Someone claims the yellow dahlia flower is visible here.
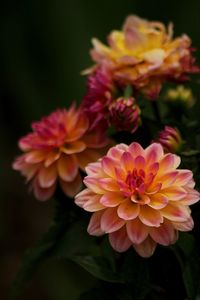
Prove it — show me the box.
[89,15,199,99]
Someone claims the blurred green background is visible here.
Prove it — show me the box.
[1,0,200,299]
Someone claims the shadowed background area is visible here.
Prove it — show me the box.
[1,0,200,299]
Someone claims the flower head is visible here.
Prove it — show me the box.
[89,15,199,99]
[13,105,110,201]
[155,126,183,153]
[108,97,141,133]
[75,142,200,257]
[81,67,114,131]
[165,85,195,108]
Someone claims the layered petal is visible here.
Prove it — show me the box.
[101,208,125,233]
[150,221,178,245]
[38,164,57,188]
[109,226,132,252]
[117,201,140,220]
[126,219,149,244]
[75,142,199,258]
[87,211,105,236]
[13,105,109,200]
[133,237,157,258]
[57,154,78,182]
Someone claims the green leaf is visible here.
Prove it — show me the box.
[70,255,124,283]
[53,220,122,283]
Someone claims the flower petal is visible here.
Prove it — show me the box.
[145,143,164,164]
[60,173,82,197]
[150,221,178,246]
[65,112,89,142]
[33,179,56,201]
[61,141,86,154]
[44,151,60,167]
[172,217,194,231]
[117,200,140,220]
[25,150,46,164]
[100,192,125,207]
[175,170,193,186]
[139,206,163,227]
[98,178,119,192]
[109,226,132,252]
[159,153,181,172]
[146,182,162,195]
[156,171,178,189]
[87,211,105,236]
[107,144,127,161]
[126,218,149,244]
[75,188,104,211]
[75,188,93,207]
[133,237,157,257]
[85,162,105,177]
[120,151,134,172]
[38,164,57,188]
[101,208,125,233]
[134,155,145,170]
[83,195,104,212]
[148,193,168,209]
[83,177,106,194]
[179,188,200,205]
[128,142,144,158]
[161,186,187,200]
[57,154,78,182]
[160,203,191,222]
[101,156,116,178]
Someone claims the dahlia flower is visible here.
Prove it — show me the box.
[81,67,114,131]
[89,15,199,99]
[155,126,183,153]
[13,105,109,201]
[75,143,200,257]
[108,97,141,133]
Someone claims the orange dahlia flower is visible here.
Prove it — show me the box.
[13,105,109,201]
[89,15,199,99]
[75,143,200,257]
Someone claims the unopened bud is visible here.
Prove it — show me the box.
[109,97,141,133]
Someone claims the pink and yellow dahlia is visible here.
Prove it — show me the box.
[89,15,199,99]
[75,142,200,257]
[13,105,110,201]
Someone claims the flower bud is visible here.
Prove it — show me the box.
[109,97,141,133]
[156,126,183,153]
[165,85,195,108]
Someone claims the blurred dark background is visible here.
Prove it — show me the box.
[1,0,200,299]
